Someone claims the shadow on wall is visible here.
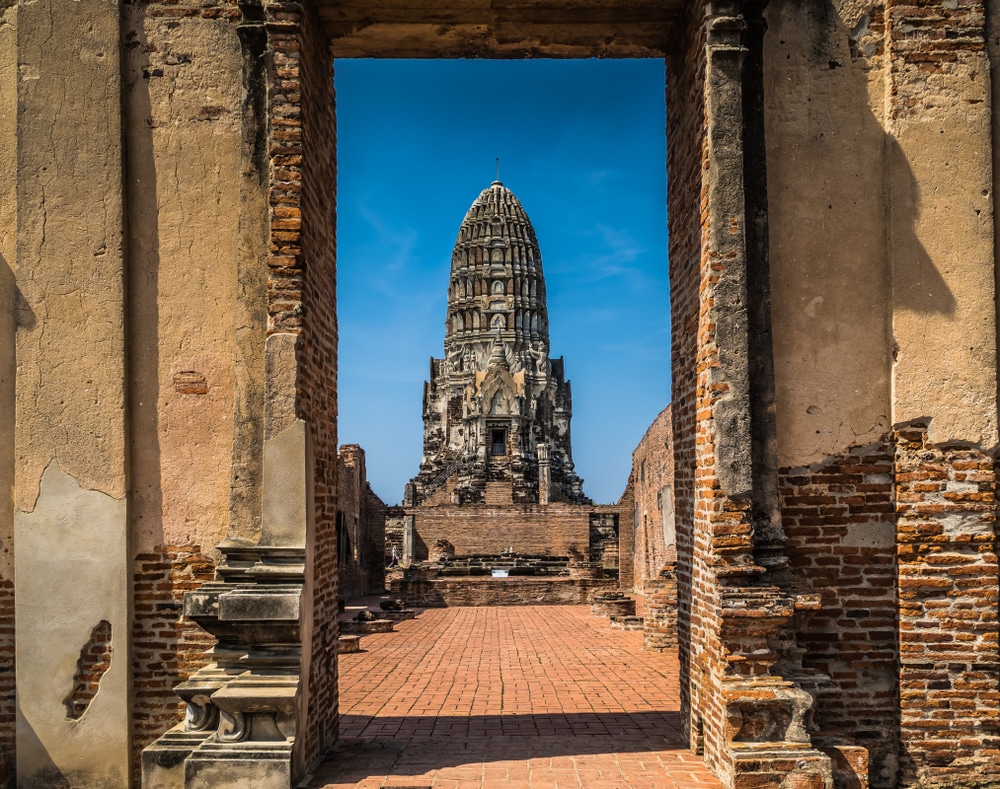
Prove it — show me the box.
[884,135,956,317]
[123,12,164,551]
[10,713,69,789]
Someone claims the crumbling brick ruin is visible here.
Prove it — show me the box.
[2,1,999,789]
[335,445,387,602]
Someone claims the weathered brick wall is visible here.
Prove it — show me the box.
[780,443,898,787]
[666,0,709,756]
[629,404,675,589]
[390,576,617,607]
[408,503,594,559]
[0,578,12,785]
[131,546,216,783]
[279,0,340,768]
[894,422,1000,787]
[337,445,387,601]
[611,492,636,592]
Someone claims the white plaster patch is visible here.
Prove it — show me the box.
[842,521,895,548]
[937,511,992,537]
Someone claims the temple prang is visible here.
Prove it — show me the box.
[409,181,588,508]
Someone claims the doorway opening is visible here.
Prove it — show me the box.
[326,57,684,786]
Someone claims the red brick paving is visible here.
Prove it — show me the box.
[307,604,722,788]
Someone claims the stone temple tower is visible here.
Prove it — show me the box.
[406,181,588,506]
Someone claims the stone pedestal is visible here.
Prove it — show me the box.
[590,592,636,618]
[339,619,393,635]
[141,542,306,789]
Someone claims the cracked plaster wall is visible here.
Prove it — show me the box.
[0,0,17,779]
[13,1,131,787]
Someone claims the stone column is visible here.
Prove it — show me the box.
[537,443,551,505]
[402,515,416,564]
[12,2,132,786]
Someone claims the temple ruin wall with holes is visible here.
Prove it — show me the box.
[1,1,999,789]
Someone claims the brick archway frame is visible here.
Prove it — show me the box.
[147,1,837,787]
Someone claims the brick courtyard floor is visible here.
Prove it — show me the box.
[307,604,723,789]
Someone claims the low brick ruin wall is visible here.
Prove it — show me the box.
[390,576,617,607]
[406,503,593,559]
[642,566,678,652]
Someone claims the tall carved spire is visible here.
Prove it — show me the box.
[444,181,549,373]
[408,182,587,507]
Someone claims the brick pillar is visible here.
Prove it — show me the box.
[141,2,338,787]
[537,442,551,505]
[671,2,832,786]
[885,2,1000,785]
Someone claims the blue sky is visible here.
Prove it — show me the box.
[335,59,670,504]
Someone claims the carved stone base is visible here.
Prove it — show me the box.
[184,741,295,789]
[141,727,214,789]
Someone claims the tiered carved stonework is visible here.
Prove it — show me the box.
[408,181,588,505]
[142,539,307,789]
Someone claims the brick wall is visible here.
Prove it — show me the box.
[390,576,617,607]
[264,0,340,769]
[780,442,899,787]
[131,546,216,785]
[408,503,595,559]
[0,577,12,786]
[666,0,707,755]
[894,422,1000,787]
[290,0,340,768]
[629,404,675,589]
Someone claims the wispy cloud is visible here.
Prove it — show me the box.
[579,224,647,288]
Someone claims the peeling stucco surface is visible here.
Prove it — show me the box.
[15,463,129,789]
[0,0,15,586]
[767,2,998,463]
[14,0,128,513]
[766,3,892,468]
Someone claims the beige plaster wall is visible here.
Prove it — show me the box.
[766,2,892,468]
[123,10,243,556]
[13,1,131,786]
[0,0,16,586]
[768,1,998,462]
[885,13,997,449]
[992,0,1000,410]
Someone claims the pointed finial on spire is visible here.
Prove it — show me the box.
[496,157,500,182]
